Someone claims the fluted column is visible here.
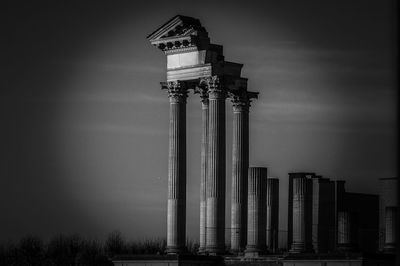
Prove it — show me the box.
[164,81,188,254]
[245,167,268,256]
[337,211,351,250]
[230,96,250,253]
[290,177,306,253]
[205,76,226,254]
[384,206,397,253]
[337,211,357,251]
[199,87,209,253]
[266,178,279,252]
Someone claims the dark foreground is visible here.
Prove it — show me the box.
[112,253,396,266]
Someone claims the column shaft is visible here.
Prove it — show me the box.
[290,177,306,253]
[206,77,226,254]
[166,82,187,254]
[199,94,209,252]
[266,178,279,252]
[231,103,249,253]
[246,167,268,256]
[337,211,357,251]
[384,206,397,252]
[337,211,351,249]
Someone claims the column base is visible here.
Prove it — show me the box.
[245,245,266,257]
[383,243,396,254]
[205,246,225,255]
[289,242,305,253]
[230,248,244,255]
[166,246,187,254]
[337,243,357,252]
[198,247,207,254]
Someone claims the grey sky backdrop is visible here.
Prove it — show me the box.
[2,0,397,242]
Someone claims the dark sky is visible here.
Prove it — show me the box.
[2,0,397,242]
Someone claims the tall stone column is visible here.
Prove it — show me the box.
[290,177,307,253]
[384,206,397,253]
[198,87,209,253]
[245,167,268,256]
[205,76,226,254]
[230,95,250,253]
[164,81,188,254]
[266,178,279,252]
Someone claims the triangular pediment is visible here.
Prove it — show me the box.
[147,15,210,52]
[147,15,204,42]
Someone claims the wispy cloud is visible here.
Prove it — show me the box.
[66,123,167,136]
[51,59,164,75]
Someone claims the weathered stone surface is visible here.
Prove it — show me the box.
[164,81,188,253]
[337,211,358,252]
[379,177,398,252]
[311,176,336,253]
[266,178,279,252]
[289,174,313,253]
[384,206,397,252]
[230,93,250,253]
[287,173,315,252]
[205,76,227,254]
[245,167,268,256]
[199,87,209,253]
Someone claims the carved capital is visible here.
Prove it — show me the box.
[231,96,250,113]
[200,76,226,100]
[199,91,209,106]
[229,91,250,113]
[229,90,259,113]
[194,81,209,105]
[161,81,189,103]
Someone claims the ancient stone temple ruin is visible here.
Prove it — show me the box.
[147,15,258,255]
[112,14,397,266]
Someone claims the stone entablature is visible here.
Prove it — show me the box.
[147,15,247,83]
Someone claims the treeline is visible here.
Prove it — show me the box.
[0,231,199,266]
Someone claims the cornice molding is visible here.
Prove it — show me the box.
[148,15,209,54]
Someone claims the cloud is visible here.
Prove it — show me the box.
[67,123,167,136]
[50,58,164,75]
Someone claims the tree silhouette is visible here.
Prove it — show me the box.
[105,230,125,257]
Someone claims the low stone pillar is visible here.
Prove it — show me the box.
[290,176,306,253]
[266,178,279,252]
[290,176,313,253]
[384,206,397,253]
[245,167,268,256]
[337,211,358,252]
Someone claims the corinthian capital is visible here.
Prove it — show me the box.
[194,81,208,105]
[161,81,189,103]
[229,90,258,113]
[200,76,226,100]
[231,95,250,113]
